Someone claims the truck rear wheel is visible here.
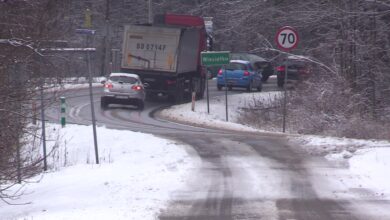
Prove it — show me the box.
[196,77,205,99]
[170,79,185,104]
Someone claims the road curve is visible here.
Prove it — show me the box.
[44,80,389,220]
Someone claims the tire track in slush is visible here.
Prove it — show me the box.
[158,134,361,220]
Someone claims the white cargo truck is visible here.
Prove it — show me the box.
[120,14,208,103]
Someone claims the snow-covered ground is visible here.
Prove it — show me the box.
[1,86,390,219]
[0,123,200,220]
[159,91,390,198]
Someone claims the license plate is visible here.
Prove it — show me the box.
[227,80,235,84]
[116,95,128,99]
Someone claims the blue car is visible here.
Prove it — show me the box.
[217,60,263,92]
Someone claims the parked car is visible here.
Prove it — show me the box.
[217,60,262,92]
[206,52,273,81]
[100,73,146,110]
[230,53,274,82]
[276,55,312,87]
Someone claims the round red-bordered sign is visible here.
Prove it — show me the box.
[275,26,299,51]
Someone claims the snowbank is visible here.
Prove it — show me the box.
[0,123,200,220]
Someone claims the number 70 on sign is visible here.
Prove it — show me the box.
[275,26,299,51]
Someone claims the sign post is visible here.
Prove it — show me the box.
[201,51,230,118]
[275,26,299,133]
[74,10,100,164]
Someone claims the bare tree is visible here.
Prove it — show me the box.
[197,0,390,139]
[0,0,69,202]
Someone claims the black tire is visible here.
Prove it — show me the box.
[277,78,284,88]
[246,81,253,92]
[196,77,205,99]
[217,85,222,91]
[228,86,233,91]
[257,83,262,92]
[261,74,270,82]
[138,101,144,110]
[100,97,109,109]
[145,92,156,101]
[172,79,184,104]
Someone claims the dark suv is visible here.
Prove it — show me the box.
[276,55,312,87]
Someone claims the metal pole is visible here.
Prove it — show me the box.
[40,83,47,171]
[36,55,48,171]
[16,137,21,183]
[87,35,100,164]
[206,69,210,114]
[224,65,228,121]
[282,62,288,133]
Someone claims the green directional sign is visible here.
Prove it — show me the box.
[201,51,230,66]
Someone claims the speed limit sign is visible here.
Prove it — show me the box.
[275,26,299,51]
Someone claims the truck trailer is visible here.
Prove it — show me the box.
[120,14,208,103]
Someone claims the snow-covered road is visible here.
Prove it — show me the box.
[1,85,390,219]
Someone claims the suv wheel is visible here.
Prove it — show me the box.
[261,74,269,82]
[277,78,284,88]
[246,82,253,92]
[100,97,109,109]
[257,83,262,92]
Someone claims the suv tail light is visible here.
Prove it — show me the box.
[218,69,223,75]
[104,83,113,89]
[243,71,250,76]
[276,66,286,72]
[131,85,143,91]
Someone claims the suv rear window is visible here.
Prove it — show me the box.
[109,76,138,84]
[226,63,248,70]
